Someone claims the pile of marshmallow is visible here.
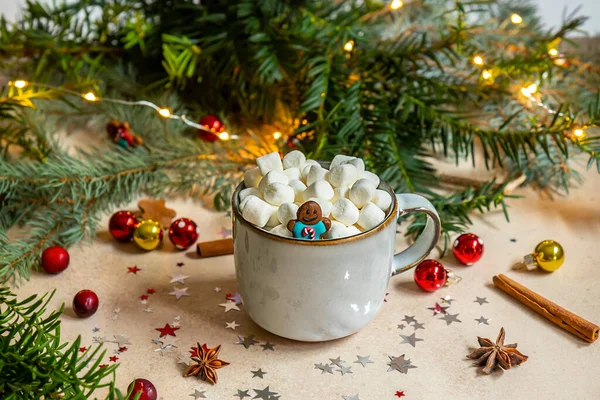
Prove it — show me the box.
[238,151,393,239]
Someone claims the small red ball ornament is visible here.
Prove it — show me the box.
[168,218,199,250]
[453,233,484,265]
[128,378,157,400]
[72,290,99,318]
[414,259,447,292]
[41,246,70,274]
[109,211,139,242]
[197,115,224,142]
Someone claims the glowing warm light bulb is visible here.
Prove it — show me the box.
[548,48,558,57]
[158,108,171,118]
[13,80,28,89]
[472,55,484,66]
[344,40,354,52]
[390,0,404,10]
[520,87,531,97]
[510,14,523,24]
[482,70,492,80]
[526,83,538,94]
[219,131,230,141]
[273,131,282,140]
[573,128,585,138]
[83,92,97,102]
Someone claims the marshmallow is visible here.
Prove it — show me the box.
[283,167,301,181]
[305,180,334,201]
[349,178,377,208]
[346,225,362,236]
[331,198,359,226]
[241,196,276,227]
[263,182,295,206]
[283,150,306,170]
[323,220,349,239]
[357,202,385,231]
[256,152,283,175]
[372,189,392,212]
[239,187,262,202]
[258,170,289,192]
[343,157,365,174]
[301,160,320,180]
[331,186,349,203]
[266,207,280,227]
[243,167,262,188]
[277,202,299,225]
[330,154,355,170]
[289,179,307,202]
[360,170,380,187]
[306,165,328,186]
[270,224,293,238]
[328,164,358,188]
[307,197,333,217]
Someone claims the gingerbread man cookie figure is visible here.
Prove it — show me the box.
[287,201,331,240]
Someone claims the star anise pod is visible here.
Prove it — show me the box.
[466,327,528,374]
[184,343,230,384]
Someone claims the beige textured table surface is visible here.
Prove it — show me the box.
[10,164,600,400]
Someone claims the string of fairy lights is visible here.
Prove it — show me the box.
[5,1,588,142]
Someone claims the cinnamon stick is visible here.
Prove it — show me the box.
[493,274,599,343]
[196,238,234,258]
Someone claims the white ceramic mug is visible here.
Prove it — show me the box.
[232,177,441,342]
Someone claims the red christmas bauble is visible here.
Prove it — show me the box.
[41,246,70,274]
[168,218,200,250]
[197,115,224,142]
[72,290,99,318]
[109,211,139,242]
[452,233,484,265]
[128,378,157,400]
[414,259,447,292]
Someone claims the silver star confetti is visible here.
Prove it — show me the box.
[475,316,491,325]
[177,355,190,366]
[260,342,275,351]
[315,363,334,374]
[397,324,405,330]
[113,307,121,313]
[92,327,100,332]
[439,313,462,325]
[402,315,417,324]
[236,335,259,349]
[400,332,424,347]
[354,355,374,367]
[190,389,206,399]
[219,302,240,312]
[234,389,251,399]
[474,296,489,305]
[169,272,190,284]
[427,303,449,315]
[251,368,266,378]
[214,287,222,292]
[387,354,417,374]
[440,295,455,304]
[169,287,190,299]
[337,365,353,375]
[329,357,345,367]
[252,386,277,400]
[342,394,360,400]
[110,314,119,321]
[226,321,240,330]
[412,322,425,331]
[112,335,131,346]
[92,336,105,343]
[141,299,148,305]
[144,307,153,313]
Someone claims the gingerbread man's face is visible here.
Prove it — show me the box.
[297,201,322,225]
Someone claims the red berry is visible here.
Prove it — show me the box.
[168,218,199,250]
[72,290,99,318]
[413,259,447,292]
[41,246,70,274]
[128,378,157,400]
[109,211,139,242]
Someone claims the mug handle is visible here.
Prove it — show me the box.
[392,193,441,276]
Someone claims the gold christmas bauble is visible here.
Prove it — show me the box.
[133,219,164,251]
[533,240,564,272]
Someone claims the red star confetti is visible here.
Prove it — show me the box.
[127,266,141,274]
[140,294,149,301]
[109,355,119,362]
[118,346,128,352]
[427,302,448,316]
[79,346,87,353]
[99,364,108,369]
[155,323,180,338]
[395,391,406,398]
[147,288,156,294]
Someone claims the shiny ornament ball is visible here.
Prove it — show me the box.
[168,218,200,250]
[452,233,484,265]
[197,115,224,142]
[414,259,447,292]
[128,378,157,400]
[133,219,164,251]
[533,240,565,272]
[41,246,70,274]
[72,290,99,318]
[109,211,139,242]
